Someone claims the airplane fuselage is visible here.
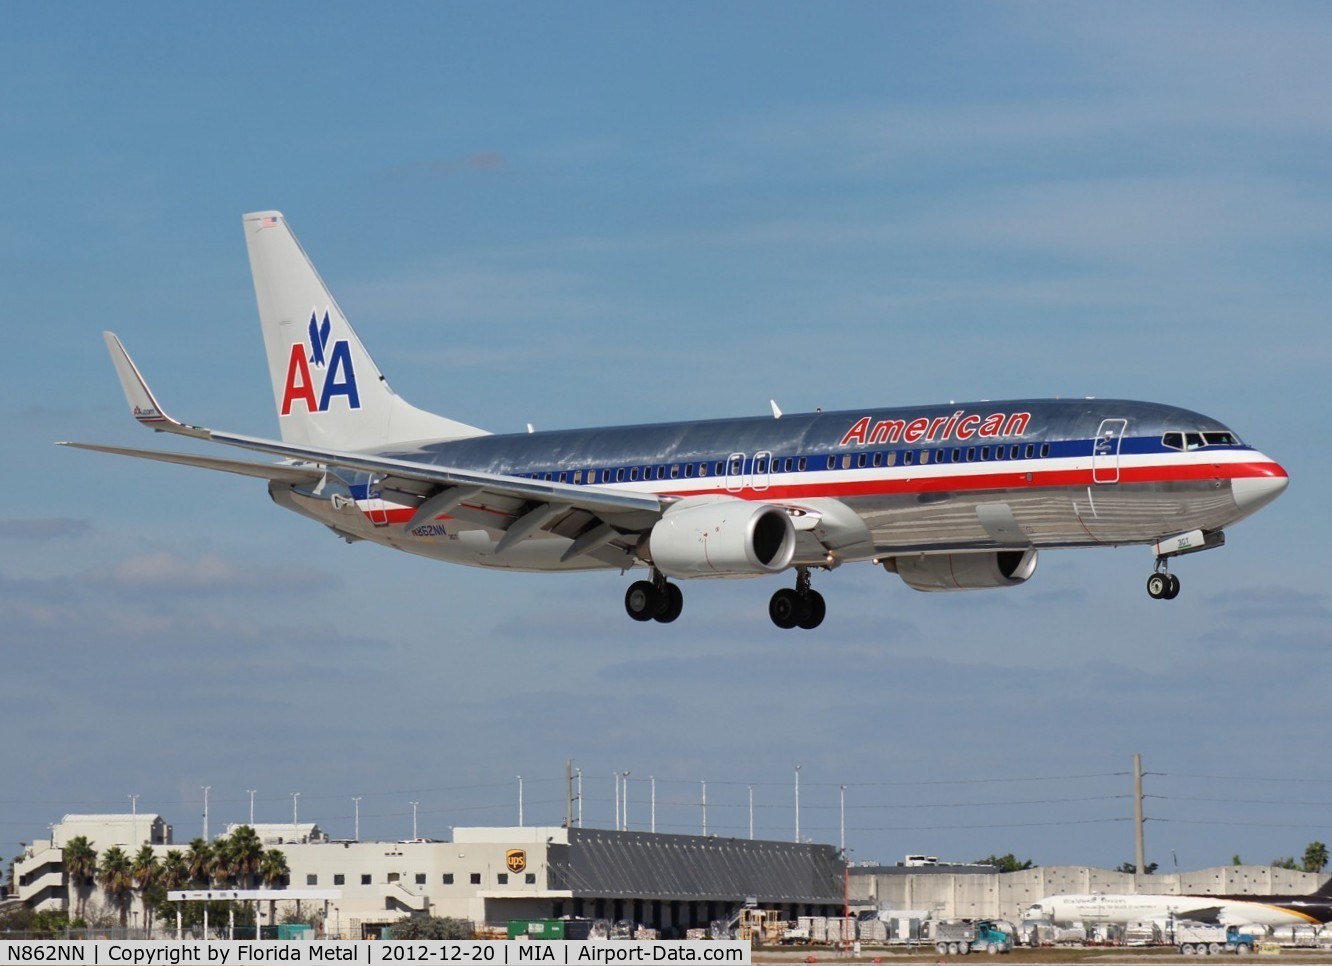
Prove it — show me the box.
[1030,890,1332,927]
[273,397,1285,574]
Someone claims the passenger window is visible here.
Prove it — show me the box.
[967,447,976,461]
[629,468,639,482]
[643,467,654,481]
[980,446,989,460]
[560,472,568,483]
[1010,445,1020,459]
[572,470,582,484]
[797,457,807,472]
[684,463,694,478]
[856,453,866,469]
[1024,444,1034,459]
[671,465,680,479]
[952,448,961,462]
[715,462,725,475]
[904,451,914,466]
[841,455,852,469]
[1040,443,1050,458]
[757,457,768,473]
[886,452,896,466]
[699,463,708,477]
[872,452,882,468]
[616,468,625,482]
[994,446,1004,461]
[920,450,930,464]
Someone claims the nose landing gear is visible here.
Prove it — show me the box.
[769,568,826,629]
[624,569,684,623]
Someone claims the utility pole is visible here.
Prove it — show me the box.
[1134,753,1146,874]
[352,797,361,842]
[576,769,582,828]
[130,794,139,845]
[292,792,300,828]
[565,759,574,829]
[247,790,257,827]
[518,776,524,827]
[202,786,210,840]
[411,801,419,840]
[748,786,754,840]
[650,776,656,834]
[621,772,631,830]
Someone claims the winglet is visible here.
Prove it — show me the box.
[103,332,209,439]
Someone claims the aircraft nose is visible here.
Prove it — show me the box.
[1232,460,1289,515]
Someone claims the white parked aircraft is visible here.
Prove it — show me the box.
[1027,882,1332,927]
[62,211,1289,628]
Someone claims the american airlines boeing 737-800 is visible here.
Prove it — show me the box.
[62,211,1288,629]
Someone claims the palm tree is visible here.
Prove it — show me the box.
[226,826,264,890]
[258,849,289,931]
[62,836,98,921]
[159,850,188,891]
[1304,841,1329,874]
[185,839,213,888]
[131,845,159,936]
[97,846,133,927]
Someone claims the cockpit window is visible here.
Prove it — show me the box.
[1163,430,1243,451]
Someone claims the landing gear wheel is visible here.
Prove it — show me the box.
[625,581,659,622]
[769,588,801,629]
[654,582,684,623]
[1147,573,1169,599]
[796,590,826,629]
[1163,573,1181,599]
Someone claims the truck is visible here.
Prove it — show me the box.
[1173,921,1259,955]
[933,919,1013,955]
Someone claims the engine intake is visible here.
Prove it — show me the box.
[887,549,1038,592]
[649,499,796,578]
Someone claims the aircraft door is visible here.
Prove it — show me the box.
[363,473,391,526]
[725,452,746,493]
[1092,418,1127,484]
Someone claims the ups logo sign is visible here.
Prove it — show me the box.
[505,849,527,873]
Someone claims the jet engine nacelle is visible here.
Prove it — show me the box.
[649,499,796,578]
[886,549,1039,592]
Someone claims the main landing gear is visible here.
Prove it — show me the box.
[1146,561,1181,600]
[624,569,684,624]
[769,567,826,630]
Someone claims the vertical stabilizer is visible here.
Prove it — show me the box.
[242,210,488,450]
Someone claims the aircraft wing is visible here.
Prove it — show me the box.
[91,332,666,550]
[57,442,325,485]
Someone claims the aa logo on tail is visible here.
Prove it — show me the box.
[281,310,361,415]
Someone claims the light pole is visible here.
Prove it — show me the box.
[748,786,754,840]
[292,792,300,829]
[352,797,361,842]
[839,785,846,855]
[794,765,802,844]
[202,786,211,840]
[247,790,257,826]
[575,770,582,828]
[701,780,708,836]
[130,794,139,845]
[650,776,656,834]
[411,801,419,841]
[621,772,631,830]
[518,776,524,827]
[614,773,620,831]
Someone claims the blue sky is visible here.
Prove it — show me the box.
[3,2,1330,876]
